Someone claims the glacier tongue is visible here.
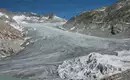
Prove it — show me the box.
[58,52,130,80]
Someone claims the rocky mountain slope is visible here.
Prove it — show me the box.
[61,0,130,80]
[0,10,26,58]
[63,0,130,38]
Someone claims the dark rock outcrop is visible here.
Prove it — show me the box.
[101,69,130,80]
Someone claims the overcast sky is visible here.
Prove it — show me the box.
[0,0,117,18]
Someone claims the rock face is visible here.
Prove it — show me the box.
[101,69,130,80]
[63,0,130,38]
[0,10,25,58]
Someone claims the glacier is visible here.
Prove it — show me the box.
[0,22,129,80]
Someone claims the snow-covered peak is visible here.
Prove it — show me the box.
[13,15,27,24]
[58,52,130,80]
[95,7,106,12]
[0,12,23,32]
[41,16,49,20]
[53,16,61,19]
[13,14,41,24]
[12,14,66,24]
[53,16,67,22]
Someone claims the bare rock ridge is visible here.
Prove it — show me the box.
[0,9,26,58]
[63,0,130,38]
[101,69,130,80]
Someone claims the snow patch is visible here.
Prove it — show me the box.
[5,19,23,32]
[13,15,27,24]
[10,23,23,31]
[53,16,66,22]
[31,12,37,15]
[115,50,130,62]
[58,52,130,80]
[0,12,9,19]
[41,16,49,20]
[4,15,9,19]
[98,8,106,11]
[13,15,41,23]
[0,12,4,17]
[95,7,106,12]
[70,27,76,30]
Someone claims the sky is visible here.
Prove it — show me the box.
[0,0,117,19]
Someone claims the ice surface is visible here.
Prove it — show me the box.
[0,22,130,80]
[58,52,130,80]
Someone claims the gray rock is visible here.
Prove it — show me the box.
[0,11,26,58]
[101,69,130,80]
[63,0,130,38]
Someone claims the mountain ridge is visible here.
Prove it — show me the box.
[63,0,130,39]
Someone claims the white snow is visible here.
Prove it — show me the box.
[13,15,41,24]
[5,19,23,32]
[31,12,37,15]
[40,16,67,23]
[117,5,122,9]
[4,15,9,19]
[70,27,76,30]
[115,50,130,62]
[54,16,62,19]
[98,8,106,11]
[41,16,49,20]
[5,20,9,23]
[26,16,40,22]
[95,7,106,12]
[58,52,130,80]
[13,15,27,24]
[10,23,23,31]
[125,22,130,24]
[0,12,9,19]
[53,16,67,22]
[0,12,4,17]
[13,14,66,24]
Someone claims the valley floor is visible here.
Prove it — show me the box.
[0,22,130,80]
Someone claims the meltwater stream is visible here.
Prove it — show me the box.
[0,22,130,80]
